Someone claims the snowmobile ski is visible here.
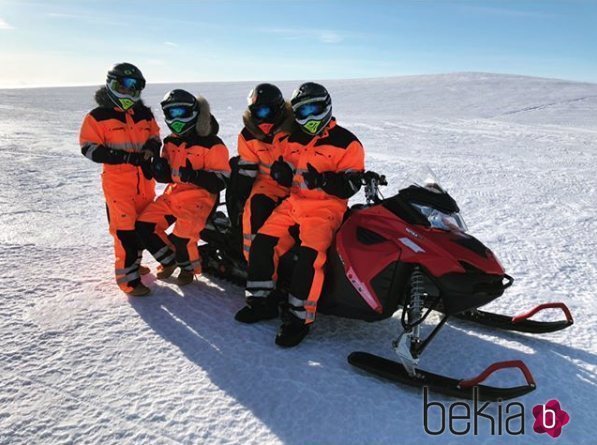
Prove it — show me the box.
[454,302,573,334]
[348,352,536,401]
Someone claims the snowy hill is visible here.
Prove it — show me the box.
[0,73,595,444]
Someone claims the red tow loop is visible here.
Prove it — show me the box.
[511,302,574,325]
[458,360,536,389]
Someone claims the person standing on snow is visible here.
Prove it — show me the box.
[135,89,230,286]
[235,82,365,347]
[230,83,293,261]
[79,63,160,297]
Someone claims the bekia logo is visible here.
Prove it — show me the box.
[532,400,570,438]
[423,388,571,438]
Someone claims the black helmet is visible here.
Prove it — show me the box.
[290,82,332,135]
[161,89,199,135]
[105,62,146,110]
[247,83,285,135]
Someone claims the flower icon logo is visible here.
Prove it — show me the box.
[532,399,570,438]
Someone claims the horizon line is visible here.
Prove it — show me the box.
[1,71,596,90]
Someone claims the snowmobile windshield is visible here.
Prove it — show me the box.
[398,166,467,232]
[411,203,468,232]
[406,166,444,192]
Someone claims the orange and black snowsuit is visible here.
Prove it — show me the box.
[236,112,291,260]
[136,97,230,275]
[79,87,160,293]
[246,119,365,324]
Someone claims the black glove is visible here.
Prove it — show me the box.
[179,160,226,193]
[124,152,145,166]
[125,152,153,181]
[151,157,172,183]
[178,159,197,183]
[302,163,324,189]
[140,157,153,180]
[270,156,294,188]
[142,138,162,157]
[320,171,363,199]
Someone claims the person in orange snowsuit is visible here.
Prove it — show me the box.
[236,82,365,347]
[79,63,160,297]
[135,89,230,286]
[232,83,293,261]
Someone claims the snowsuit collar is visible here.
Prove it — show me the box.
[168,115,220,143]
[291,117,337,144]
[94,86,147,113]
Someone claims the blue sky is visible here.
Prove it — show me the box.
[0,0,595,87]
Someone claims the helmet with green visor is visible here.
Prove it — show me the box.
[161,89,199,136]
[290,82,332,136]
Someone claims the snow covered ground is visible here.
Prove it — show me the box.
[0,73,595,444]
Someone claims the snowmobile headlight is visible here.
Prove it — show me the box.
[412,204,468,232]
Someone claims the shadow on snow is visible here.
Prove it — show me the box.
[130,276,595,445]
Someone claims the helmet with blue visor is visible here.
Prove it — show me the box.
[247,83,285,136]
[290,82,332,136]
[161,89,199,136]
[106,62,146,110]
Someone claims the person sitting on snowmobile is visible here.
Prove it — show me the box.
[79,62,160,297]
[231,83,294,260]
[235,82,365,347]
[135,89,230,287]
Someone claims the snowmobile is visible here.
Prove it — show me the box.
[199,161,574,401]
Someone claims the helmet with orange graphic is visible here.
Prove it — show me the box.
[247,83,286,136]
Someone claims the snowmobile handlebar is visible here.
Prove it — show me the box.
[362,170,387,186]
[362,171,387,205]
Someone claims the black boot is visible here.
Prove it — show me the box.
[275,312,310,347]
[235,296,279,324]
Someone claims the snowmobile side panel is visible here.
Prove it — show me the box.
[335,206,405,313]
[318,247,409,321]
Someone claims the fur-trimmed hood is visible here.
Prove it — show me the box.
[94,86,148,110]
[94,87,219,136]
[242,101,296,141]
[194,95,219,137]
